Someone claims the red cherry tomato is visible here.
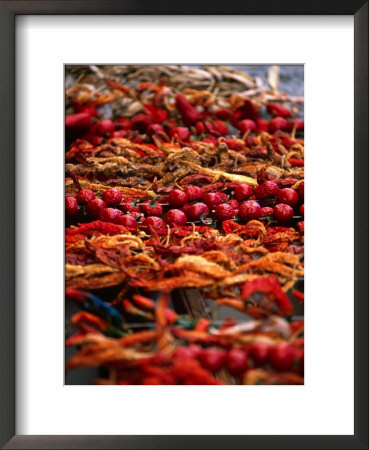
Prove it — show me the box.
[76,189,95,205]
[169,189,188,208]
[269,342,296,371]
[215,203,236,221]
[199,348,226,372]
[248,341,270,365]
[165,209,187,226]
[239,200,261,221]
[185,203,209,221]
[255,181,279,200]
[99,208,123,224]
[297,181,304,200]
[273,203,294,222]
[66,196,78,216]
[173,345,202,361]
[203,192,223,210]
[86,198,106,218]
[184,185,204,202]
[118,215,138,229]
[140,200,163,217]
[102,188,123,207]
[234,183,253,201]
[226,349,249,375]
[225,199,240,214]
[120,198,140,214]
[277,188,299,207]
[260,206,274,218]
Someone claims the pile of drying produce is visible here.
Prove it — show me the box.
[65,65,304,385]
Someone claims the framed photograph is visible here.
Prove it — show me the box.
[1,1,367,449]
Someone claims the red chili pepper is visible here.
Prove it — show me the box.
[115,117,131,129]
[201,182,225,193]
[195,121,206,134]
[200,136,217,144]
[95,119,115,136]
[221,138,245,151]
[65,329,98,346]
[65,112,92,137]
[279,136,298,148]
[169,126,191,142]
[179,174,213,186]
[132,148,146,157]
[82,134,103,146]
[292,290,304,303]
[165,308,178,324]
[70,311,108,332]
[72,104,98,117]
[133,135,144,144]
[230,110,244,127]
[119,330,158,347]
[256,118,269,132]
[66,220,126,236]
[267,226,294,234]
[103,77,132,95]
[213,120,229,135]
[176,94,201,126]
[172,225,212,237]
[202,120,215,133]
[290,321,304,335]
[238,119,257,134]
[171,359,222,385]
[132,294,156,310]
[266,103,292,118]
[241,99,259,121]
[194,318,210,332]
[214,108,232,120]
[144,103,168,123]
[131,114,153,133]
[275,177,299,187]
[288,158,304,167]
[242,275,294,317]
[122,299,154,320]
[269,117,289,134]
[247,148,268,159]
[297,220,304,235]
[264,242,289,252]
[146,124,164,138]
[142,376,165,385]
[220,317,237,330]
[221,220,260,237]
[156,292,170,327]
[287,119,304,131]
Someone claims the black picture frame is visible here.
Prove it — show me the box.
[0,1,367,449]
